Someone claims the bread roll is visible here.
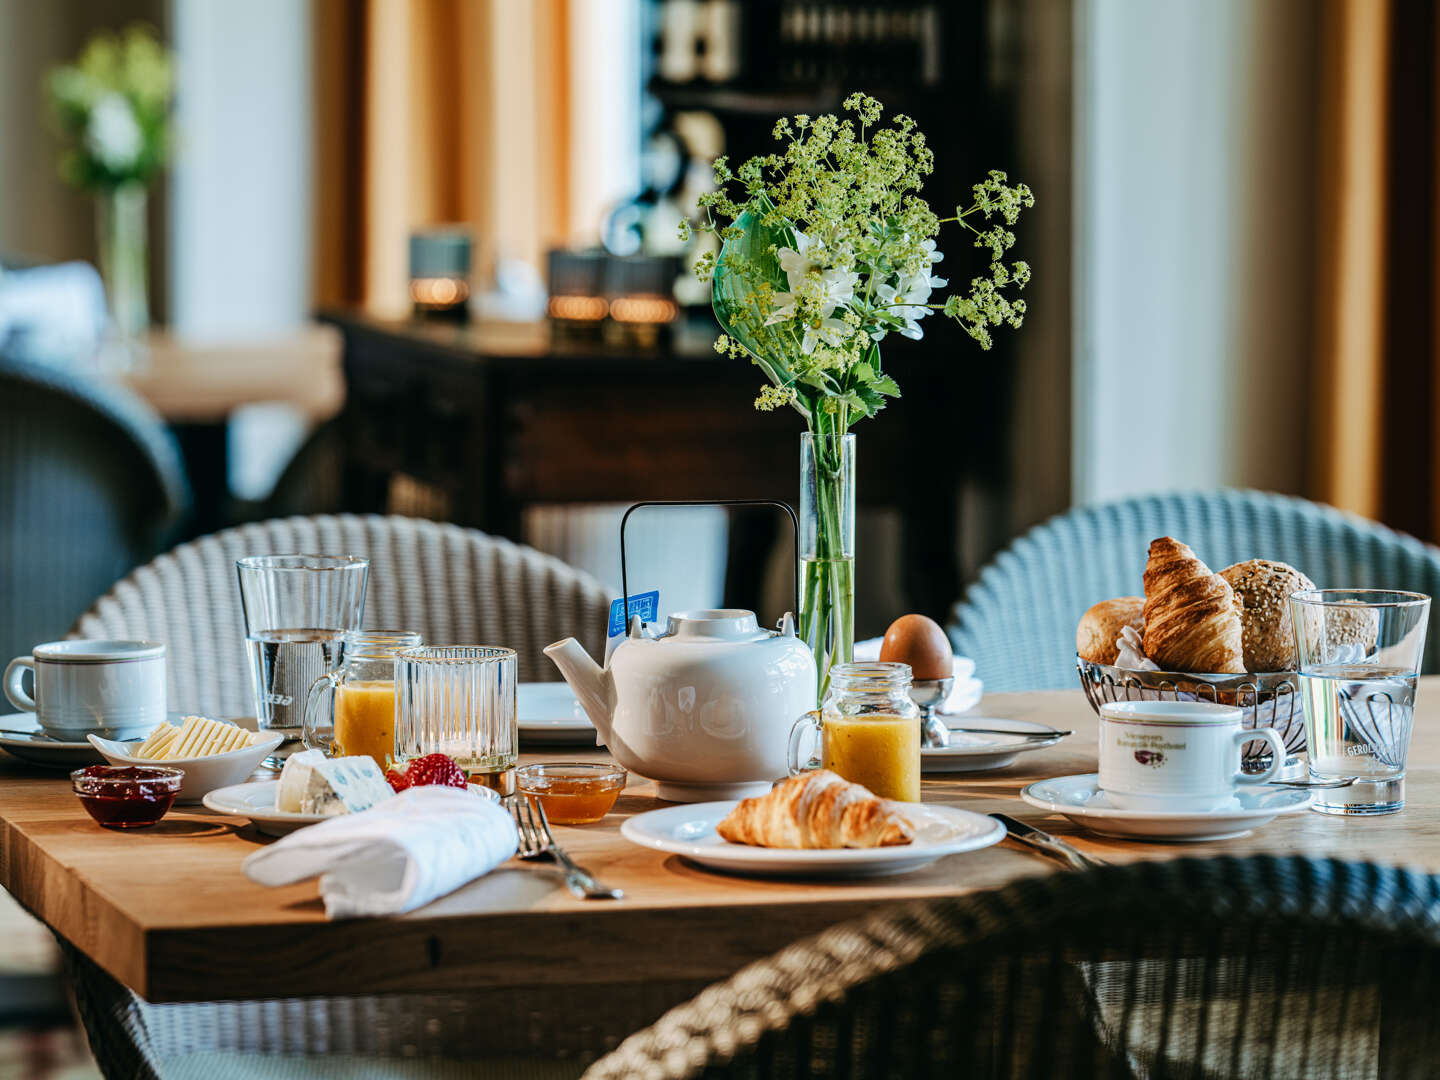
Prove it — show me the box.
[1076,597,1146,665]
[1219,559,1315,671]
[1142,537,1245,673]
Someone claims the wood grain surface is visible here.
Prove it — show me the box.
[1,685,1435,1003]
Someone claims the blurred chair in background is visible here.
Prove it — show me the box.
[587,855,1440,1079]
[0,355,189,666]
[71,513,613,716]
[949,489,1440,691]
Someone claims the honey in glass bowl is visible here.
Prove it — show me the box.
[516,762,626,825]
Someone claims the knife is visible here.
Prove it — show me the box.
[989,812,1109,871]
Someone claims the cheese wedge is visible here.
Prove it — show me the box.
[277,750,394,816]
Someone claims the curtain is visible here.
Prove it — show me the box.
[1311,0,1439,540]
[312,0,571,317]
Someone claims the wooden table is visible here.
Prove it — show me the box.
[0,685,1435,1006]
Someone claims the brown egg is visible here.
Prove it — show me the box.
[878,614,953,681]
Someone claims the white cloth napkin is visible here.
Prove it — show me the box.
[242,786,518,919]
[853,638,982,712]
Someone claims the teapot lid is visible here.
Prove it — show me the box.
[660,609,765,642]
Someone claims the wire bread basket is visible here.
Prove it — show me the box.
[1077,657,1305,764]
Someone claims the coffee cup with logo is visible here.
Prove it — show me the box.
[1097,700,1287,812]
[4,640,165,741]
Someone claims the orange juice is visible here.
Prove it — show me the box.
[822,713,921,802]
[334,680,397,769]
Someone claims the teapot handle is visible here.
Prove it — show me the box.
[619,499,800,625]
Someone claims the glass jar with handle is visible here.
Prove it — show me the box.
[302,630,422,770]
[787,661,921,801]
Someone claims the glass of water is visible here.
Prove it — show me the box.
[1290,589,1430,814]
[395,646,517,795]
[236,554,370,733]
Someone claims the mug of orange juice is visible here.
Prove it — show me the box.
[786,661,922,802]
[302,630,422,769]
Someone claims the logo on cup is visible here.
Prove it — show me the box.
[1133,749,1165,767]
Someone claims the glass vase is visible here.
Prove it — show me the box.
[799,432,856,703]
[95,184,150,348]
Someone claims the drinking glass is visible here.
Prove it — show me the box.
[236,554,370,733]
[1290,588,1430,814]
[395,646,517,794]
[302,630,422,769]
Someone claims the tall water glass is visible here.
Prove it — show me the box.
[237,555,369,733]
[395,646,517,794]
[1290,589,1430,815]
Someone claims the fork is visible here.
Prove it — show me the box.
[508,796,624,900]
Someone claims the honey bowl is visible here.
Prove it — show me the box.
[516,762,626,825]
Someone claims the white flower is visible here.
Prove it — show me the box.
[769,230,859,324]
[85,93,143,171]
[801,316,849,354]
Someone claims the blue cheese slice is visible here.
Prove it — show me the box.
[300,755,395,816]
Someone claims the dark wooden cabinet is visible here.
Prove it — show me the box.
[321,311,966,619]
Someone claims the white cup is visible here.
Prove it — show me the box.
[1097,700,1286,812]
[4,640,166,740]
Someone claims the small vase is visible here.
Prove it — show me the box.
[95,184,150,366]
[799,432,856,703]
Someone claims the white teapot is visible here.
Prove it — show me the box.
[544,609,816,802]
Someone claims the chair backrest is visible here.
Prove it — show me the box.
[949,489,1440,691]
[0,355,188,666]
[585,855,1440,1080]
[71,514,614,717]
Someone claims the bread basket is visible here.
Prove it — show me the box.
[1076,657,1305,765]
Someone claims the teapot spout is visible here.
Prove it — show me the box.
[543,637,615,744]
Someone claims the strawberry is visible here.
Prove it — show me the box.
[386,753,467,792]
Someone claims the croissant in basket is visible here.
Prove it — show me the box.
[1142,537,1245,674]
[716,771,914,849]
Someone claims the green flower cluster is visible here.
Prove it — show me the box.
[686,92,1034,433]
[47,25,174,191]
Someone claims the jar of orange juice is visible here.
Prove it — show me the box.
[302,630,421,769]
[787,662,921,801]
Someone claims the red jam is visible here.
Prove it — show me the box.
[71,766,183,829]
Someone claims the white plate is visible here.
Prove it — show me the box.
[202,778,500,836]
[621,800,1004,878]
[89,725,285,804]
[1020,773,1313,841]
[922,715,1064,773]
[518,682,599,745]
[0,712,116,768]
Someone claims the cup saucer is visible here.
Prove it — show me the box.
[1020,773,1311,842]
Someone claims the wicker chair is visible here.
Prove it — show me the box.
[0,354,188,667]
[70,513,614,716]
[949,489,1440,691]
[585,855,1440,1080]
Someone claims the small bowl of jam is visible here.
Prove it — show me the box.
[516,762,626,825]
[71,765,184,829]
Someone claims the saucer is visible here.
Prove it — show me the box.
[0,712,113,768]
[1020,773,1312,841]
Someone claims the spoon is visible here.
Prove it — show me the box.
[1265,776,1359,790]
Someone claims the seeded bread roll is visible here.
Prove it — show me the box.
[1076,597,1146,666]
[1219,559,1315,671]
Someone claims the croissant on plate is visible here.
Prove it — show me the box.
[1142,536,1245,673]
[716,771,914,849]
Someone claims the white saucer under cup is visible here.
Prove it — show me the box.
[1021,773,1311,842]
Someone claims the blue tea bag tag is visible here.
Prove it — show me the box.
[606,590,660,662]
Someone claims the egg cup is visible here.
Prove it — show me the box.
[909,677,955,748]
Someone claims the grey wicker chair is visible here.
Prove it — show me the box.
[949,489,1440,691]
[585,855,1440,1080]
[0,354,188,667]
[71,513,614,716]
